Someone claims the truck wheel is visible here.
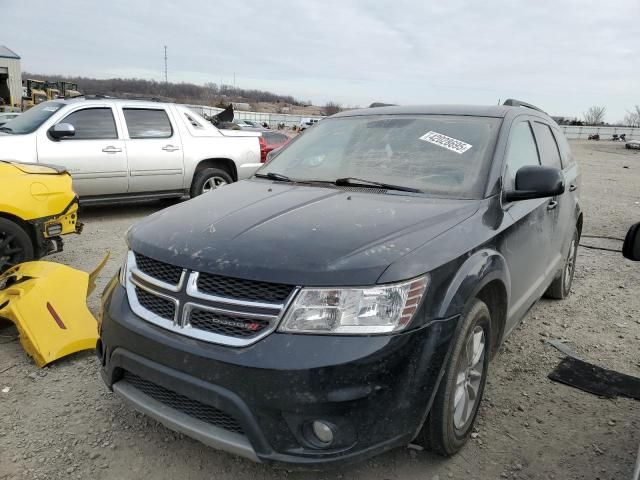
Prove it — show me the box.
[545,228,579,299]
[0,218,35,273]
[190,168,233,197]
[417,299,491,456]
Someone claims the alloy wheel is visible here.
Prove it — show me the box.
[202,176,228,193]
[564,238,577,292]
[453,325,486,431]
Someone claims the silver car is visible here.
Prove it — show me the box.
[0,98,262,203]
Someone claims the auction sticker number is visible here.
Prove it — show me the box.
[419,131,472,154]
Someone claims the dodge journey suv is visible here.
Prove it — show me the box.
[98,100,581,467]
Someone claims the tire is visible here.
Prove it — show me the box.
[417,299,491,456]
[0,218,35,273]
[545,228,579,299]
[189,168,233,198]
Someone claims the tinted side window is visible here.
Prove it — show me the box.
[553,129,574,168]
[60,108,117,140]
[504,121,540,189]
[123,109,172,139]
[532,122,562,169]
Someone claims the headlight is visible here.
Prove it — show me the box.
[118,251,130,286]
[279,276,428,334]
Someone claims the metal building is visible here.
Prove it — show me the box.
[0,46,22,110]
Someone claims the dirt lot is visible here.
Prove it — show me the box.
[1,141,639,480]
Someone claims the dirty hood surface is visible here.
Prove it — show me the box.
[129,180,479,286]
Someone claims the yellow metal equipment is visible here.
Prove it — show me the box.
[0,255,108,366]
[21,79,47,109]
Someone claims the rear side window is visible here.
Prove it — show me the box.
[532,122,562,169]
[123,108,172,139]
[553,130,574,168]
[504,121,540,189]
[60,108,117,140]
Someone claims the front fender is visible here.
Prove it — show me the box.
[436,248,510,319]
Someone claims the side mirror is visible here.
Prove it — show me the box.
[623,223,640,261]
[504,165,565,202]
[48,123,75,140]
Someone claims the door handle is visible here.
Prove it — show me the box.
[162,145,180,152]
[547,200,558,211]
[102,146,122,154]
[569,184,578,192]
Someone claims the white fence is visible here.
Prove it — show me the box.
[185,104,323,128]
[559,125,640,140]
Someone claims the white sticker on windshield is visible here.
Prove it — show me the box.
[43,106,60,112]
[419,131,472,154]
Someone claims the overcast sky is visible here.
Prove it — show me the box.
[4,0,639,121]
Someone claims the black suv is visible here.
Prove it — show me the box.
[98,101,581,468]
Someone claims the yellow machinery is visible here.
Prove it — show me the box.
[21,79,47,109]
[59,81,81,98]
[0,161,82,273]
[45,81,60,100]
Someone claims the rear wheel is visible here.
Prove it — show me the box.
[417,299,491,456]
[545,228,579,299]
[190,168,233,198]
[0,218,34,273]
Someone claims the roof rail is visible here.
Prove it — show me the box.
[503,98,546,114]
[63,94,163,102]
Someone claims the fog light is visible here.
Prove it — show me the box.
[311,421,334,445]
[45,223,63,236]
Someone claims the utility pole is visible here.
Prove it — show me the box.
[164,45,168,84]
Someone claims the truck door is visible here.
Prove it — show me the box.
[118,106,185,193]
[500,119,555,330]
[36,105,128,197]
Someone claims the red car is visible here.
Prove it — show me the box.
[259,131,290,162]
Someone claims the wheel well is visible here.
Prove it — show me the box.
[0,212,39,255]
[476,280,508,358]
[194,158,237,182]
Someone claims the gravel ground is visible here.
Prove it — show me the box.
[1,140,639,480]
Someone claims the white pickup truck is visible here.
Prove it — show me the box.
[0,98,262,203]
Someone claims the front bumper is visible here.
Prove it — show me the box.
[30,196,82,257]
[99,279,458,468]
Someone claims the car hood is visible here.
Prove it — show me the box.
[129,180,479,286]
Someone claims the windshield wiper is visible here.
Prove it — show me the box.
[254,172,292,182]
[0,127,13,133]
[335,177,422,193]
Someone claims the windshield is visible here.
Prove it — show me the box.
[0,101,65,134]
[260,115,501,198]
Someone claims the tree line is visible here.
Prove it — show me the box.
[22,73,305,107]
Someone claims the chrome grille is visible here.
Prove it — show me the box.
[126,251,298,347]
[134,253,183,285]
[122,372,243,434]
[197,273,294,303]
[134,286,175,321]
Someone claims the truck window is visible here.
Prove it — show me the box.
[123,108,173,139]
[60,108,118,140]
[504,121,540,190]
[532,122,562,169]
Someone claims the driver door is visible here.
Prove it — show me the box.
[36,105,128,197]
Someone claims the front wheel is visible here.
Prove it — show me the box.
[0,218,35,273]
[417,299,491,456]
